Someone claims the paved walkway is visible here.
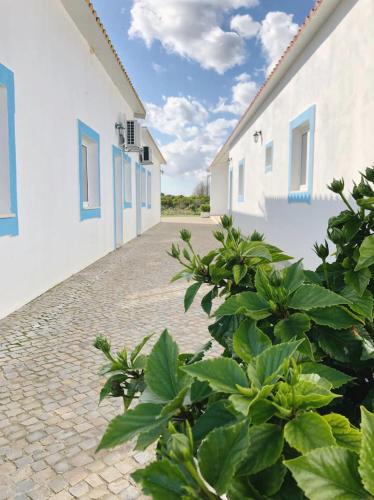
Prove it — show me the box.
[0,221,217,499]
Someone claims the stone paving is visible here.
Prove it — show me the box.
[0,219,217,499]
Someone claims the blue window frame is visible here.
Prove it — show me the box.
[78,120,101,220]
[238,159,245,202]
[147,170,152,209]
[265,141,273,173]
[288,105,316,204]
[141,166,146,207]
[0,63,18,237]
[123,153,132,208]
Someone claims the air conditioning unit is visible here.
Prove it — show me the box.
[126,120,141,150]
[141,146,153,164]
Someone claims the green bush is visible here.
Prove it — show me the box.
[201,204,210,213]
[95,169,374,499]
[161,193,210,215]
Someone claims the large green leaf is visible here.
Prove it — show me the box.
[97,403,164,450]
[344,268,371,296]
[239,423,284,475]
[255,266,271,299]
[323,413,361,454]
[198,420,249,495]
[145,330,183,401]
[316,327,362,363]
[233,264,248,284]
[285,446,367,499]
[292,380,339,411]
[181,357,248,393]
[255,340,303,385]
[215,291,271,320]
[284,412,336,454]
[250,460,287,497]
[274,313,310,341]
[284,260,305,293]
[233,319,271,362]
[308,306,360,330]
[301,362,354,388]
[359,407,374,495]
[132,459,190,499]
[192,400,236,441]
[355,235,374,271]
[274,313,313,360]
[184,282,202,312]
[341,286,373,321]
[288,284,350,310]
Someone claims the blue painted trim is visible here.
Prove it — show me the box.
[141,166,146,207]
[78,119,101,220]
[112,145,123,248]
[123,152,132,208]
[288,105,316,204]
[238,159,244,202]
[265,140,273,173]
[147,170,151,209]
[0,63,18,237]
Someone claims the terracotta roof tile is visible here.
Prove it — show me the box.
[84,0,144,114]
[212,0,326,164]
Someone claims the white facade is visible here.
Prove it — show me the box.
[0,0,165,319]
[211,0,374,267]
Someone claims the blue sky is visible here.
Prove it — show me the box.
[92,0,315,195]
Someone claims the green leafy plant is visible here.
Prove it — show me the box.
[201,204,210,213]
[285,406,374,500]
[97,327,369,499]
[94,334,153,409]
[96,172,374,499]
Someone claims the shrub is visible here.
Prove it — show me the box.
[95,171,374,499]
[201,204,210,213]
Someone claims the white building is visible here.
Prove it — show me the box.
[0,0,166,319]
[210,0,374,267]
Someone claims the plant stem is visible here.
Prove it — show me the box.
[322,260,330,288]
[340,192,355,213]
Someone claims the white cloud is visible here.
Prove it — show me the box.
[152,63,166,74]
[146,95,236,177]
[230,14,260,39]
[128,0,259,74]
[214,73,258,115]
[258,11,298,74]
[146,96,209,139]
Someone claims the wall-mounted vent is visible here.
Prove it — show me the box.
[126,120,140,149]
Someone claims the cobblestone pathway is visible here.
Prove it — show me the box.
[0,220,217,500]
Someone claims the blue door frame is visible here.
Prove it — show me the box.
[112,146,124,248]
[136,163,142,236]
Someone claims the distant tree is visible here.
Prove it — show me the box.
[193,179,209,196]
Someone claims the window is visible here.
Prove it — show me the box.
[0,63,18,237]
[123,154,132,208]
[78,120,101,220]
[238,159,245,202]
[147,171,152,208]
[288,105,316,203]
[265,141,273,173]
[141,166,146,207]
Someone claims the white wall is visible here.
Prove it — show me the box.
[210,161,228,215]
[0,0,161,318]
[219,0,373,268]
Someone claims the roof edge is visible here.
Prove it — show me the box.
[210,0,340,169]
[142,127,167,165]
[61,0,146,119]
